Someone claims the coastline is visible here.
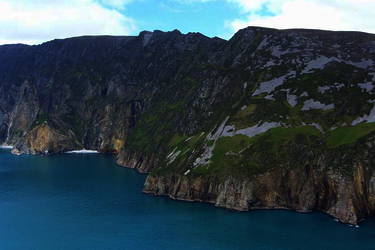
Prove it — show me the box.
[118,161,365,227]
[142,185,364,228]
[1,148,367,227]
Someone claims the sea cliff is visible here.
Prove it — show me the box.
[1,27,375,224]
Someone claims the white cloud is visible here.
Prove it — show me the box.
[100,0,135,10]
[0,0,137,45]
[174,0,216,3]
[226,0,375,35]
[226,0,275,12]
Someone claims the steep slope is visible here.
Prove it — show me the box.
[1,27,375,225]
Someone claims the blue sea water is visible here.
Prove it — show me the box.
[0,148,374,250]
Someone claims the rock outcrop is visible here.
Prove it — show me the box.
[1,27,375,225]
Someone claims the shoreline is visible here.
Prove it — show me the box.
[142,189,363,228]
[118,161,364,227]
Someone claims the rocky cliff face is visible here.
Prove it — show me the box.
[1,27,375,225]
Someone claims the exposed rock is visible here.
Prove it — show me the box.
[252,76,286,96]
[301,99,335,111]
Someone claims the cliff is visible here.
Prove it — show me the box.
[1,27,375,225]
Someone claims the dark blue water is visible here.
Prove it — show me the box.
[0,148,374,250]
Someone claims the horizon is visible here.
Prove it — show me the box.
[3,25,375,47]
[1,0,375,45]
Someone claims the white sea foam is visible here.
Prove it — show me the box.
[65,149,99,154]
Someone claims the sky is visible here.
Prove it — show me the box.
[1,0,375,45]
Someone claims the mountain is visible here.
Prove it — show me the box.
[1,27,375,225]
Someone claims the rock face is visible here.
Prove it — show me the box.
[1,27,375,225]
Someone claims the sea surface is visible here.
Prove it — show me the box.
[0,148,374,250]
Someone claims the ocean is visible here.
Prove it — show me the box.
[0,148,374,250]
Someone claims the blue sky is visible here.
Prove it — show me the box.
[122,0,242,38]
[0,0,374,45]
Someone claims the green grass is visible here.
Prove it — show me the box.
[191,126,322,178]
[326,123,375,148]
[168,134,188,148]
[230,104,257,129]
[197,135,251,173]
[206,139,215,147]
[214,135,251,155]
[155,122,375,179]
[264,126,321,143]
[153,132,206,176]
